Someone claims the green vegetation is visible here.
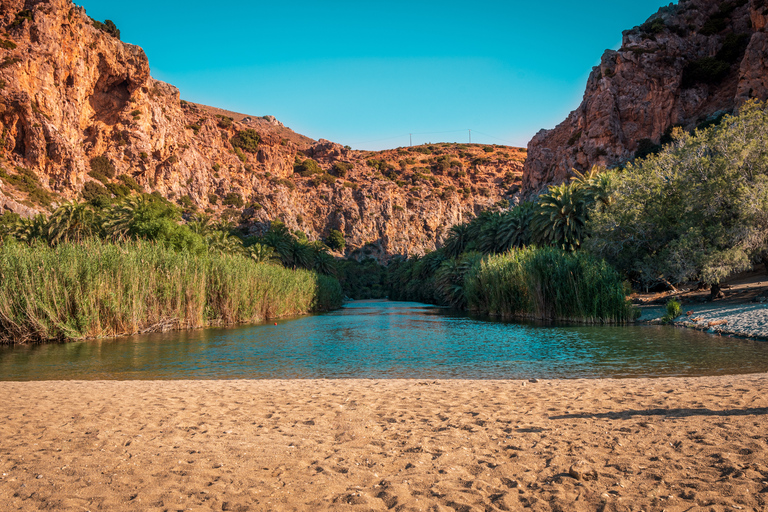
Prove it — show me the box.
[230,129,260,153]
[9,10,33,29]
[91,19,120,39]
[332,161,353,178]
[326,229,345,251]
[661,299,683,324]
[0,240,341,344]
[465,247,637,323]
[0,193,344,344]
[294,158,323,177]
[587,100,768,293]
[222,192,244,208]
[0,166,56,207]
[337,259,388,299]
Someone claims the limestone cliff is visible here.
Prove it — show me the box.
[0,0,523,260]
[523,0,768,192]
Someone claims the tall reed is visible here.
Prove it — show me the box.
[0,239,342,344]
[464,246,637,323]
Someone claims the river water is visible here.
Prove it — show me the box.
[2,300,768,380]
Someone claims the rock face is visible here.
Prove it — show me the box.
[523,0,768,192]
[0,0,523,260]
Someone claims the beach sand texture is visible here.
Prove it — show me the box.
[1,377,767,511]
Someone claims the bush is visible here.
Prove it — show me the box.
[230,129,260,153]
[682,57,731,87]
[332,161,353,177]
[662,299,683,323]
[586,100,768,291]
[82,181,110,203]
[92,19,120,39]
[117,174,143,192]
[295,158,323,177]
[326,229,345,251]
[90,156,116,179]
[222,192,244,208]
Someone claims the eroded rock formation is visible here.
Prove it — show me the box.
[0,0,523,260]
[523,0,768,192]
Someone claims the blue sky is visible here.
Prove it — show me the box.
[78,1,674,150]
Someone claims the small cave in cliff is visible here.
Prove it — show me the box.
[88,77,131,126]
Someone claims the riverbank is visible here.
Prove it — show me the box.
[636,269,768,341]
[1,376,767,511]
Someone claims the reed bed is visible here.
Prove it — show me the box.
[0,240,342,344]
[464,247,637,323]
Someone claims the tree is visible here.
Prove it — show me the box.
[48,202,95,245]
[586,100,768,295]
[326,229,346,251]
[530,182,589,251]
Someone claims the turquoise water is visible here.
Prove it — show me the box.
[2,300,768,380]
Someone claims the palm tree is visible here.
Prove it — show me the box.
[434,252,483,309]
[7,214,48,245]
[497,202,534,251]
[188,214,215,236]
[530,182,588,251]
[443,223,471,258]
[48,201,95,245]
[206,230,244,255]
[246,243,278,264]
[101,195,144,241]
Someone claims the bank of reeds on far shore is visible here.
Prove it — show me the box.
[0,239,342,344]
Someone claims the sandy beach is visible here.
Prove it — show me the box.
[1,377,767,511]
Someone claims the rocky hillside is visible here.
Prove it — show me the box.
[0,0,523,260]
[523,0,768,192]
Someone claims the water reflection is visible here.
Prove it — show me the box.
[1,300,768,380]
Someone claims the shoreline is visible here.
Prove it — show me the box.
[2,376,767,511]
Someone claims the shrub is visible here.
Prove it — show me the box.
[117,174,143,192]
[216,115,233,129]
[92,19,120,39]
[230,129,260,153]
[326,229,345,251]
[682,57,731,87]
[662,299,683,323]
[90,156,116,179]
[586,100,768,291]
[9,10,33,29]
[332,161,353,177]
[208,194,218,205]
[82,181,110,203]
[222,192,244,208]
[295,158,323,177]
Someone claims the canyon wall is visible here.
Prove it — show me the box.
[0,0,523,260]
[523,0,768,192]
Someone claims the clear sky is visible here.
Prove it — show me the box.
[77,1,674,150]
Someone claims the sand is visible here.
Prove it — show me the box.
[1,377,768,511]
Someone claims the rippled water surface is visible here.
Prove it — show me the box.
[2,300,768,380]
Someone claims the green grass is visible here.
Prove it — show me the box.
[464,247,638,323]
[0,240,342,344]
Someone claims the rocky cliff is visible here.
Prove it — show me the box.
[523,0,768,192]
[0,0,523,260]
